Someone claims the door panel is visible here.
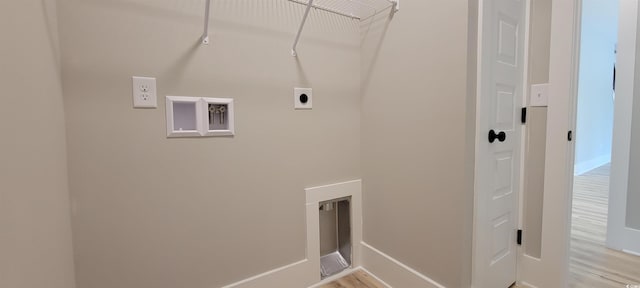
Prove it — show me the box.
[474,0,525,287]
[608,0,640,256]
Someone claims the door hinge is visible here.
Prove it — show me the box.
[517,229,522,246]
[521,107,527,124]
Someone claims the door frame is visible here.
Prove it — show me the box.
[542,0,640,286]
[525,0,582,287]
[607,0,640,255]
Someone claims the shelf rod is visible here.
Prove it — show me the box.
[291,0,315,57]
[288,0,359,20]
[201,0,212,45]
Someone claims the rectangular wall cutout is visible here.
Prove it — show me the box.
[166,96,234,138]
[319,197,352,279]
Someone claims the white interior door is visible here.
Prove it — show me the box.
[473,0,524,287]
[607,0,640,256]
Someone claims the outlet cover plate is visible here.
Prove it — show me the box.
[132,76,157,108]
[530,83,549,107]
[294,87,313,110]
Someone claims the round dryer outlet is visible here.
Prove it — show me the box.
[294,88,312,109]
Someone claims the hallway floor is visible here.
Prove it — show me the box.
[570,164,640,287]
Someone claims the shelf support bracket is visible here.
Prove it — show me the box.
[390,0,399,18]
[201,0,212,45]
[291,0,315,57]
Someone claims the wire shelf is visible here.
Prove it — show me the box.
[199,0,398,56]
[288,0,397,21]
[288,0,397,56]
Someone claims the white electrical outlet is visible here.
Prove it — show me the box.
[132,76,157,108]
[294,87,312,109]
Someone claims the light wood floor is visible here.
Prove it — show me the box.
[319,270,385,288]
[570,164,640,287]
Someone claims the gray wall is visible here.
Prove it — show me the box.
[574,0,618,175]
[360,1,475,287]
[627,31,640,229]
[0,0,76,287]
[628,91,640,229]
[56,0,361,287]
[529,0,552,86]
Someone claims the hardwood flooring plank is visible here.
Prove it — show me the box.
[570,164,640,287]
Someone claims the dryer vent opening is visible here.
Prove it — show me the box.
[319,197,351,279]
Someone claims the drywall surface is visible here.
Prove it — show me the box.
[574,0,618,175]
[627,23,640,230]
[522,108,548,259]
[628,92,640,228]
[529,0,552,85]
[0,0,76,287]
[56,0,361,287]
[360,2,474,287]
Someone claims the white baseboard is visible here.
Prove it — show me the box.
[623,249,640,257]
[220,180,446,288]
[359,267,393,288]
[361,242,446,288]
[221,259,313,288]
[221,241,448,288]
[574,154,610,175]
[517,281,539,288]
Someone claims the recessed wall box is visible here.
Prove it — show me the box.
[166,96,203,138]
[202,97,235,137]
[319,197,352,279]
[165,96,235,138]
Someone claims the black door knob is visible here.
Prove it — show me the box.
[488,129,506,143]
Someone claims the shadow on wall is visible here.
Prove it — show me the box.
[83,0,362,85]
[70,0,365,92]
[41,0,61,70]
[83,0,360,35]
[160,40,201,89]
[360,10,392,94]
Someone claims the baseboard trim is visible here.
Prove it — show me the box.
[518,281,539,288]
[361,242,446,288]
[574,154,610,175]
[221,180,445,288]
[360,267,393,288]
[221,259,314,288]
[221,242,447,288]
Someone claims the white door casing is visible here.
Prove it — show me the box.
[518,0,582,287]
[607,0,640,255]
[473,0,525,287]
